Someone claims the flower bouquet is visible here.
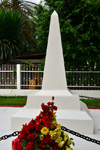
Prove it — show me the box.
[13,97,74,150]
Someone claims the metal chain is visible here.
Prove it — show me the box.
[0,131,20,141]
[79,95,100,99]
[0,127,100,146]
[61,126,100,145]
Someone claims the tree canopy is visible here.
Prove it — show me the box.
[0,10,24,63]
[0,0,37,55]
[32,0,100,70]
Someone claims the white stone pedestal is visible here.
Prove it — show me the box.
[11,91,93,134]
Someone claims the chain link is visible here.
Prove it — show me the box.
[0,131,20,141]
[0,127,100,146]
[61,126,100,145]
[79,95,100,99]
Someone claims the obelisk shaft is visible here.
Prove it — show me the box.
[42,11,68,90]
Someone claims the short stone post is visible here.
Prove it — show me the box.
[17,64,21,90]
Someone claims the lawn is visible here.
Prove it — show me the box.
[0,96,100,108]
[81,99,100,108]
[0,96,27,106]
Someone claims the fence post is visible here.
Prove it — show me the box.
[17,64,21,90]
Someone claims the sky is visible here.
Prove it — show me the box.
[0,0,41,4]
[25,0,41,4]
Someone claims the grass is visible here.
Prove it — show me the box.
[0,96,27,106]
[0,96,100,108]
[80,99,100,108]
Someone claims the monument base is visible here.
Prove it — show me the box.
[11,91,93,134]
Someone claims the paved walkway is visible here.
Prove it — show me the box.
[0,107,100,150]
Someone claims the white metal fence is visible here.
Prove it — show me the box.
[0,64,17,89]
[0,64,100,90]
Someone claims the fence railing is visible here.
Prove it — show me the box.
[0,64,100,90]
[0,64,17,89]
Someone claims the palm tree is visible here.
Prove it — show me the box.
[0,0,36,16]
[0,9,24,63]
[0,0,37,53]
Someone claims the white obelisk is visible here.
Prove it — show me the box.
[42,11,67,90]
[36,11,72,96]
[11,11,93,134]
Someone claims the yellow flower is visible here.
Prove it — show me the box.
[40,134,44,140]
[49,130,58,140]
[55,128,61,136]
[65,146,73,150]
[61,130,64,134]
[58,141,65,148]
[55,136,62,143]
[52,119,57,126]
[56,124,61,129]
[50,125,54,129]
[64,133,69,142]
[41,127,49,135]
[67,139,72,146]
[49,127,61,140]
[52,114,57,119]
[51,132,59,140]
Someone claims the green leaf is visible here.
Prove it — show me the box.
[22,139,29,147]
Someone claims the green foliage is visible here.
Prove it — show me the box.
[0,9,24,63]
[0,0,37,57]
[25,61,33,67]
[22,139,29,148]
[32,0,100,70]
[34,140,38,150]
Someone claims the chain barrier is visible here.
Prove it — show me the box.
[79,95,100,99]
[0,127,100,145]
[0,131,20,141]
[61,126,100,145]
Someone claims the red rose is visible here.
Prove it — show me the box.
[17,140,24,150]
[21,124,29,134]
[48,111,54,119]
[35,115,40,121]
[36,119,42,125]
[52,96,54,100]
[47,102,54,106]
[40,111,45,116]
[39,134,51,146]
[47,102,51,105]
[28,133,38,141]
[53,106,58,111]
[51,102,54,105]
[28,119,35,132]
[19,124,29,140]
[49,140,58,150]
[19,133,27,140]
[42,116,49,122]
[35,123,42,131]
[26,141,34,150]
[41,103,48,110]
[45,108,50,114]
[44,121,52,129]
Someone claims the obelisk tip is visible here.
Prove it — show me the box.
[52,10,58,16]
